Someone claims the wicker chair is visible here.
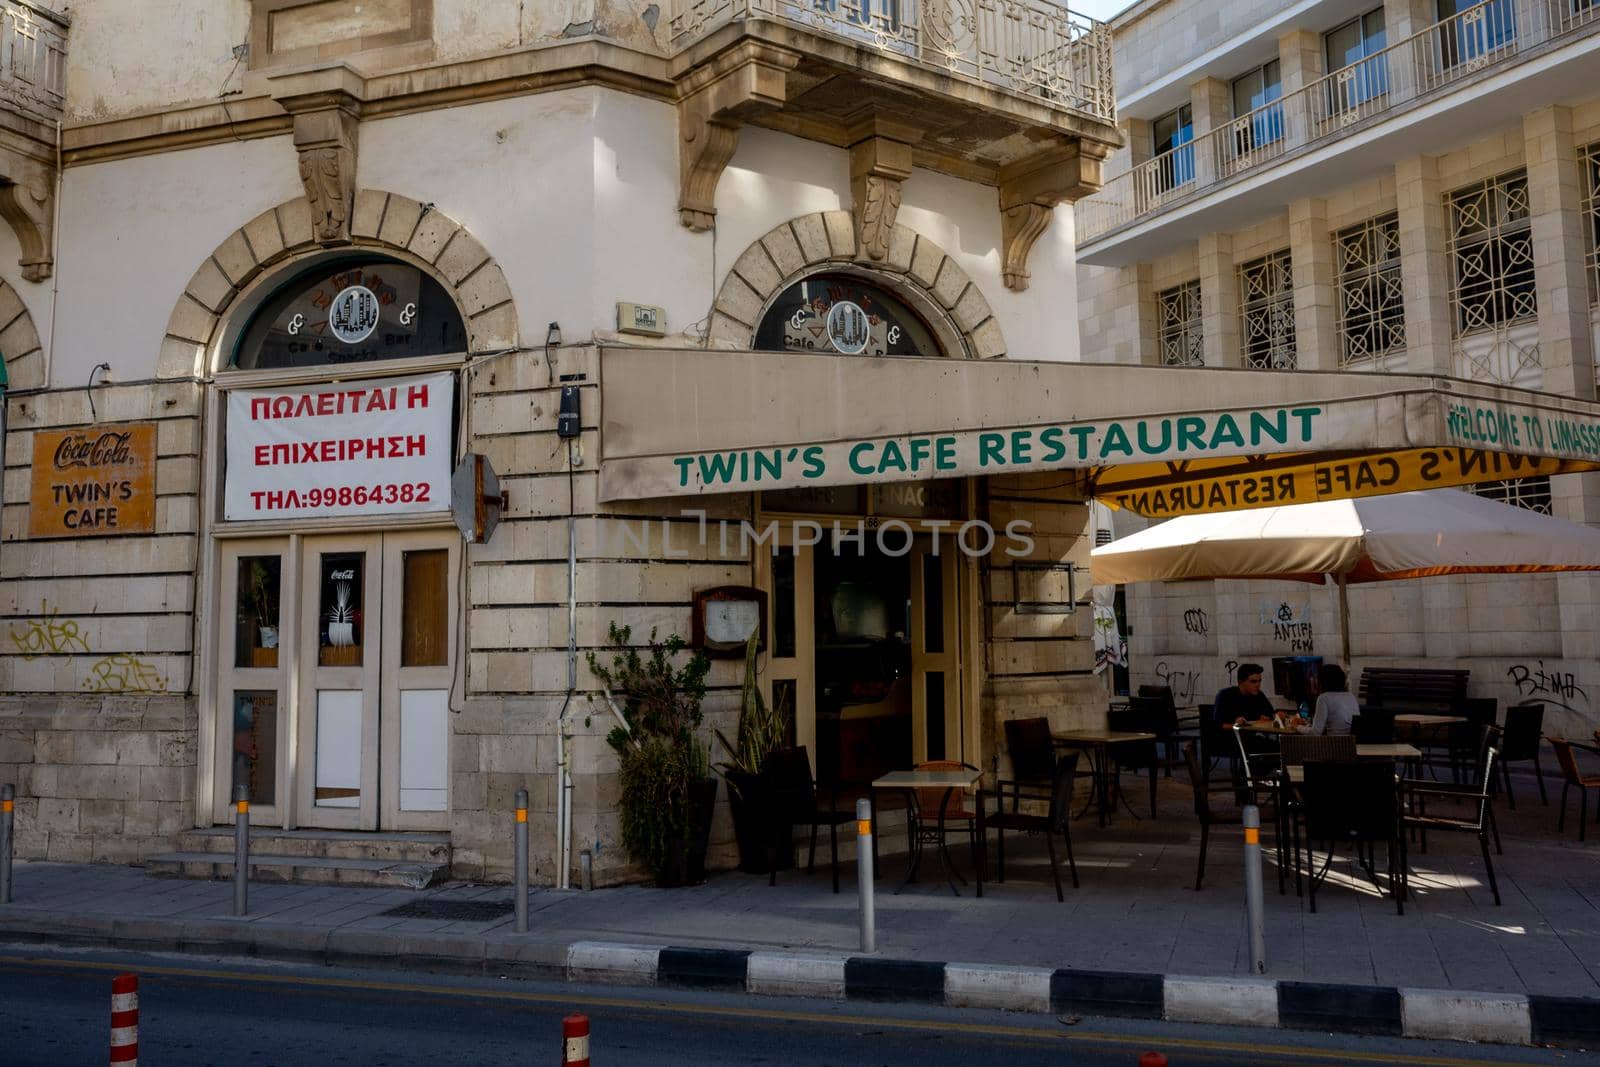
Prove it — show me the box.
[1500,703,1548,808]
[1550,738,1600,841]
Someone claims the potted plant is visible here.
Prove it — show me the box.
[588,623,718,887]
[245,560,279,667]
[715,633,793,874]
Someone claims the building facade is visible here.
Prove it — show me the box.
[1076,0,1600,735]
[0,0,1130,881]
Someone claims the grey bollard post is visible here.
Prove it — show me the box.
[514,788,529,933]
[1242,804,1266,973]
[1,783,14,905]
[855,797,875,953]
[233,784,249,917]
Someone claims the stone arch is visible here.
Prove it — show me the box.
[707,211,1006,360]
[0,278,44,390]
[158,190,519,379]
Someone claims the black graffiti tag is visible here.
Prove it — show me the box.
[1183,608,1209,636]
[1507,661,1588,715]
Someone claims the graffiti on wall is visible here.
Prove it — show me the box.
[1183,608,1209,636]
[1260,600,1314,652]
[1153,661,1203,704]
[1507,661,1588,715]
[7,601,90,659]
[81,654,169,694]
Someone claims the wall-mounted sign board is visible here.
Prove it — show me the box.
[29,423,158,537]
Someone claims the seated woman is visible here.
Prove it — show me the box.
[1308,663,1358,736]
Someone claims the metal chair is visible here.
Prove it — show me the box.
[910,759,980,885]
[1499,703,1547,808]
[1549,738,1600,841]
[1002,717,1057,805]
[1184,741,1240,891]
[1404,748,1502,906]
[1300,761,1406,914]
[763,746,855,894]
[1110,702,1161,818]
[976,752,1081,901]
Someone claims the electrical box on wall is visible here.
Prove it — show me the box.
[617,301,666,337]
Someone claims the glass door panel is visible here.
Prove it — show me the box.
[381,531,457,829]
[214,538,291,825]
[909,541,961,763]
[298,536,382,830]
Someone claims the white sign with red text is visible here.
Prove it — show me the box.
[225,372,454,521]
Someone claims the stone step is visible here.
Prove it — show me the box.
[174,828,450,864]
[146,851,448,889]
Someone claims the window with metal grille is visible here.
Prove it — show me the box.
[1466,476,1552,514]
[1238,250,1296,369]
[1583,143,1599,304]
[1334,214,1405,366]
[1447,170,1535,335]
[1158,280,1203,366]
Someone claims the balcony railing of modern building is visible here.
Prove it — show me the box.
[1077,0,1599,247]
[667,0,1117,126]
[0,0,65,129]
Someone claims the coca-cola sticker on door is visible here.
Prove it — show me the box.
[28,423,158,537]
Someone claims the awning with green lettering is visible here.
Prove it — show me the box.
[596,347,1600,512]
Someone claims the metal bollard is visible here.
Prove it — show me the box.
[233,784,249,917]
[855,797,875,953]
[514,788,529,933]
[1,783,13,905]
[1243,804,1266,974]
[579,850,593,892]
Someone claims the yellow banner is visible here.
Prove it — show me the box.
[1099,447,1577,519]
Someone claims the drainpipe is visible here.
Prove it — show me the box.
[555,438,578,889]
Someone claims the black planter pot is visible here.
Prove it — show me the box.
[726,769,796,875]
[656,777,719,888]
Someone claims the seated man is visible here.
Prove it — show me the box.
[1213,662,1275,726]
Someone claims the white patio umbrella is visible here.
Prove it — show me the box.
[1089,488,1600,660]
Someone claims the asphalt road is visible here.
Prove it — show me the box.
[0,947,1591,1066]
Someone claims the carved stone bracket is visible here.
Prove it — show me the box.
[847,118,919,263]
[0,154,54,282]
[677,42,799,232]
[998,139,1109,292]
[269,66,367,246]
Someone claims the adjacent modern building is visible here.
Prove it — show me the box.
[0,0,1595,886]
[1076,0,1600,735]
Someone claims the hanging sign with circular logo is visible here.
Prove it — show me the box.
[329,285,380,344]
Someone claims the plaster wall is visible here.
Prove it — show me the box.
[358,89,598,344]
[62,0,251,122]
[50,135,303,387]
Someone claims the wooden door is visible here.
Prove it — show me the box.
[909,540,962,763]
[379,530,457,830]
[213,538,294,824]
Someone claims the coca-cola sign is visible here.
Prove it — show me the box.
[29,423,157,537]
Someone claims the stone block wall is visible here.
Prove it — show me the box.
[0,694,196,863]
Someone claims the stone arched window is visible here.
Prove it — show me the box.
[754,271,944,358]
[230,256,467,371]
[709,211,1006,360]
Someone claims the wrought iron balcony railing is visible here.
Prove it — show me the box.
[668,0,1116,125]
[0,0,66,127]
[1077,0,1600,245]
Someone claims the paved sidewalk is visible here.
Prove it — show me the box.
[1,775,1596,996]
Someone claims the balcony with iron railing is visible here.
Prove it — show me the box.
[0,0,65,128]
[1077,0,1600,256]
[669,0,1116,126]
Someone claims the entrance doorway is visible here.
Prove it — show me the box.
[760,535,963,785]
[213,529,458,830]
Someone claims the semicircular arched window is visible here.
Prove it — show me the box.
[754,273,943,358]
[232,258,467,370]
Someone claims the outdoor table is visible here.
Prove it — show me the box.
[1283,743,1423,783]
[1051,729,1157,827]
[871,768,982,896]
[1393,714,1466,727]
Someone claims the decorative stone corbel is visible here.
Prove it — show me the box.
[677,42,799,231]
[847,119,920,263]
[0,163,54,282]
[998,139,1110,292]
[268,66,367,246]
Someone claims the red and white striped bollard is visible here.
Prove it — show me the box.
[110,973,138,1065]
[562,1012,590,1066]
